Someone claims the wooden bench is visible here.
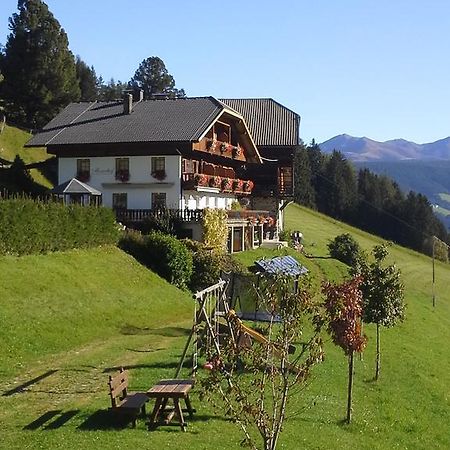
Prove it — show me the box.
[147,379,195,432]
[107,367,149,427]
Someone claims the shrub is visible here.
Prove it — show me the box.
[119,230,193,290]
[327,233,362,267]
[278,228,292,242]
[184,239,247,292]
[136,210,185,236]
[0,197,119,255]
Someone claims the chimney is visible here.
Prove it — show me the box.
[123,93,133,114]
[138,89,144,102]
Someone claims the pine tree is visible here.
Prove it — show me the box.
[293,142,316,208]
[321,150,357,220]
[97,78,128,101]
[129,56,185,99]
[75,56,97,101]
[1,0,80,128]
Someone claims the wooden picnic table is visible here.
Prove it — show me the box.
[146,379,195,431]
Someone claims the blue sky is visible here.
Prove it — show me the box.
[1,0,450,144]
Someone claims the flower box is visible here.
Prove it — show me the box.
[194,173,209,187]
[232,146,242,158]
[152,169,166,181]
[222,177,233,192]
[233,179,244,192]
[209,175,222,188]
[116,170,130,182]
[76,172,90,183]
[243,180,254,193]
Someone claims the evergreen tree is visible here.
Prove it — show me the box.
[75,56,97,101]
[97,78,129,101]
[7,155,42,195]
[129,56,185,98]
[0,0,80,128]
[293,142,316,208]
[306,140,326,210]
[321,150,357,220]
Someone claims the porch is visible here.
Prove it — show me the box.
[115,208,276,253]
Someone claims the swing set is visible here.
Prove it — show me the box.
[174,271,305,379]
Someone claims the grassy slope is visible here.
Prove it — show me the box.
[281,204,450,449]
[236,204,449,448]
[0,124,52,187]
[0,207,449,449]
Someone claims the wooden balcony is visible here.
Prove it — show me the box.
[115,208,275,226]
[182,173,254,195]
[115,208,204,223]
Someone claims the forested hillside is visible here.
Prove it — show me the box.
[294,142,449,258]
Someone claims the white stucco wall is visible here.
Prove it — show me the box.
[59,155,182,209]
[181,192,235,210]
[60,155,243,212]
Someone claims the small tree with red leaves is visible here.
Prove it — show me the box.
[322,276,367,424]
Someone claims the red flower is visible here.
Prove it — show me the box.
[209,176,221,188]
[116,170,129,182]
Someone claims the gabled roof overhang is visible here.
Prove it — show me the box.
[198,102,262,164]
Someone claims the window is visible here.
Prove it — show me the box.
[151,157,166,180]
[278,166,293,196]
[151,192,166,210]
[112,193,127,209]
[76,159,90,182]
[115,158,129,182]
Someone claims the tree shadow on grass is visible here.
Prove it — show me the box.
[121,325,190,337]
[23,410,79,430]
[103,361,180,374]
[77,410,136,430]
[3,369,58,396]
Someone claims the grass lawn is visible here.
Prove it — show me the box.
[0,124,49,165]
[0,124,53,188]
[1,205,449,449]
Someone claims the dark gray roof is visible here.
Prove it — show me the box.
[51,178,101,195]
[27,97,224,147]
[220,98,300,147]
[255,256,308,277]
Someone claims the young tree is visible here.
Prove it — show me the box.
[75,56,98,101]
[201,276,324,450]
[1,0,80,128]
[129,56,185,98]
[322,276,367,423]
[353,244,405,380]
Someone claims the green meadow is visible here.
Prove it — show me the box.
[0,203,449,449]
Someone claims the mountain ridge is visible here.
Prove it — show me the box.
[319,134,450,161]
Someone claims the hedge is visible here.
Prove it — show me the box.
[119,230,193,290]
[0,198,120,256]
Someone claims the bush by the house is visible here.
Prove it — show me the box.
[0,198,120,256]
[327,233,363,267]
[119,230,193,290]
[136,210,185,236]
[184,239,247,292]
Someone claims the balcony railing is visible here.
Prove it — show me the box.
[115,208,204,223]
[182,173,254,195]
[115,208,276,228]
[205,139,243,159]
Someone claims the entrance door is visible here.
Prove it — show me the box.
[232,227,243,253]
